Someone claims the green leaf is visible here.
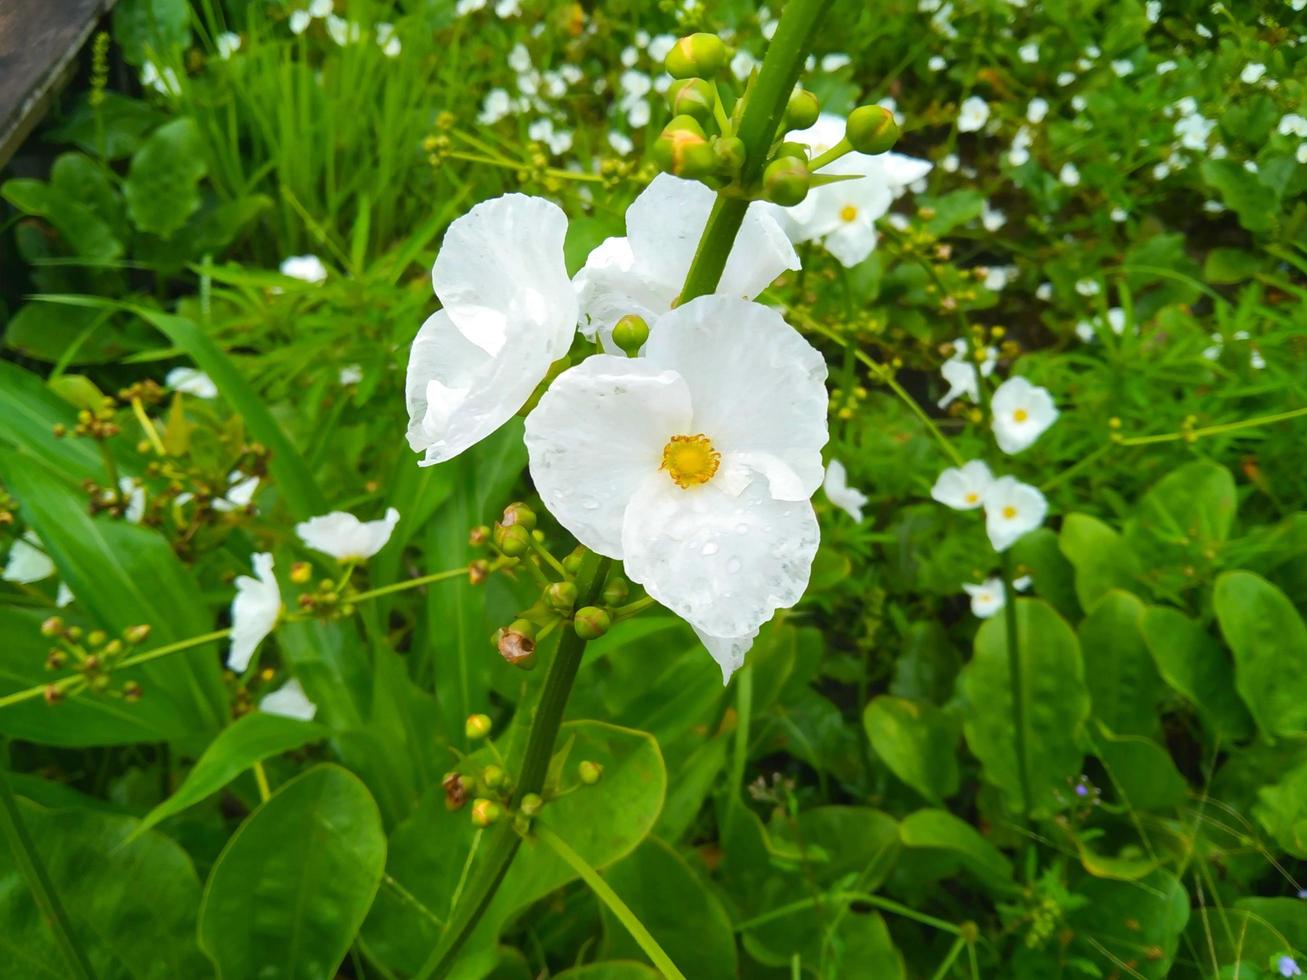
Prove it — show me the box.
[1070,871,1189,979]
[863,695,960,803]
[1078,591,1164,736]
[112,0,191,65]
[1140,605,1252,741]
[599,838,737,980]
[1092,729,1188,811]
[1059,513,1143,608]
[959,598,1089,817]
[1204,247,1266,284]
[198,764,386,980]
[1253,758,1307,858]
[1,177,123,261]
[1010,527,1081,622]
[898,808,1014,888]
[48,92,167,159]
[1201,158,1279,234]
[1125,460,1237,596]
[1215,571,1307,739]
[0,798,207,978]
[0,361,106,475]
[138,712,328,833]
[124,118,207,238]
[554,965,661,980]
[4,303,145,365]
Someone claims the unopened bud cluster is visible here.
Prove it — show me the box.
[39,617,152,705]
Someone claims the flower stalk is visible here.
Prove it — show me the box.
[999,550,1032,818]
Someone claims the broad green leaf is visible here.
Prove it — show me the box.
[863,695,960,803]
[198,764,386,980]
[1140,605,1253,741]
[1092,729,1188,811]
[743,902,904,977]
[600,838,737,980]
[48,92,167,159]
[554,966,660,980]
[1215,571,1307,739]
[1,177,122,261]
[0,798,207,978]
[1233,898,1307,949]
[959,598,1090,817]
[138,712,328,832]
[1010,526,1081,622]
[898,808,1013,888]
[112,0,192,64]
[1254,758,1307,859]
[1070,871,1189,979]
[51,153,128,241]
[124,118,207,237]
[1125,460,1237,597]
[1078,591,1164,736]
[1059,513,1143,608]
[5,303,146,365]
[1181,909,1296,974]
[1201,158,1279,233]
[786,806,900,891]
[0,360,106,475]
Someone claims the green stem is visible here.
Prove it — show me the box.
[929,936,967,980]
[1000,552,1031,818]
[1115,404,1307,446]
[533,822,687,980]
[0,765,97,979]
[415,556,611,979]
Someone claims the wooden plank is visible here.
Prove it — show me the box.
[0,0,117,170]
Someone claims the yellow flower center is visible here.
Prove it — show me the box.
[964,492,979,505]
[1013,408,1029,423]
[1002,505,1018,520]
[840,204,859,222]
[661,434,720,489]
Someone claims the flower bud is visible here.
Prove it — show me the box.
[65,626,83,643]
[573,606,611,640]
[501,502,537,531]
[763,156,810,206]
[45,649,66,671]
[495,522,531,558]
[520,792,543,816]
[786,88,820,130]
[471,798,502,827]
[482,764,508,790]
[498,620,537,669]
[545,580,578,612]
[612,314,649,356]
[465,713,493,740]
[468,559,490,585]
[664,33,728,79]
[578,760,604,785]
[44,685,63,705]
[469,525,491,547]
[290,561,313,584]
[846,105,899,155]
[712,135,746,176]
[40,616,63,638]
[667,78,715,124]
[776,141,809,161]
[602,577,629,606]
[87,630,106,648]
[653,116,716,179]
[443,771,469,810]
[561,547,587,574]
[122,681,142,702]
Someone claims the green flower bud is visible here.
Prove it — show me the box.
[465,713,493,740]
[763,156,811,206]
[471,798,502,827]
[469,524,492,547]
[602,577,629,606]
[664,33,728,79]
[545,580,578,612]
[846,105,899,155]
[495,522,531,557]
[667,78,716,124]
[578,760,604,785]
[482,764,508,790]
[123,623,151,645]
[519,792,543,816]
[40,617,63,638]
[652,115,716,179]
[87,630,106,648]
[786,88,820,130]
[712,135,746,176]
[562,547,588,574]
[573,606,611,640]
[501,502,537,531]
[776,140,809,161]
[612,314,650,356]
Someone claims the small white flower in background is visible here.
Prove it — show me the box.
[479,89,512,124]
[525,296,827,682]
[1278,113,1307,138]
[823,460,869,522]
[1240,63,1266,84]
[260,677,318,721]
[982,476,1048,551]
[1018,42,1039,63]
[940,154,959,173]
[964,578,1005,618]
[1008,127,1033,166]
[1111,58,1133,76]
[1075,278,1100,297]
[215,32,241,59]
[407,194,576,466]
[991,377,1058,454]
[648,34,676,62]
[296,508,400,561]
[937,338,996,408]
[983,266,1015,292]
[1059,162,1081,187]
[1174,113,1215,151]
[730,49,759,80]
[228,553,281,672]
[1156,59,1177,74]
[1297,143,1307,165]
[822,53,852,71]
[1056,71,1076,87]
[494,0,521,16]
[308,0,333,16]
[3,531,55,584]
[339,364,363,385]
[376,23,401,58]
[1106,307,1128,334]
[1146,0,1161,20]
[213,472,260,513]
[280,254,327,283]
[56,582,75,607]
[141,62,181,97]
[931,460,994,511]
[105,478,146,524]
[575,174,797,351]
[928,55,947,71]
[1035,282,1052,301]
[326,15,361,46]
[1026,97,1049,124]
[1075,320,1096,343]
[982,203,1006,231]
[1071,95,1087,114]
[1110,206,1128,222]
[289,9,312,33]
[166,366,219,399]
[455,0,485,13]
[607,130,634,155]
[957,96,990,133]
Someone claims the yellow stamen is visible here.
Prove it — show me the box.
[661,434,720,489]
[1002,505,1018,520]
[964,492,979,505]
[840,204,859,222]
[1013,408,1029,423]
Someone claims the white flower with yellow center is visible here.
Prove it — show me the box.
[982,476,1047,552]
[772,114,932,268]
[573,175,798,353]
[930,460,993,511]
[957,96,990,133]
[991,376,1058,454]
[823,460,869,522]
[963,578,1005,618]
[525,296,827,681]
[406,194,577,465]
[228,553,281,672]
[296,508,400,561]
[260,677,318,721]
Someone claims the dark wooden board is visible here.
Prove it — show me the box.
[0,0,117,170]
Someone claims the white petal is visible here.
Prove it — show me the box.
[525,356,692,558]
[621,474,819,638]
[432,194,576,361]
[880,152,933,189]
[573,236,676,351]
[3,532,55,584]
[982,477,1048,552]
[821,216,878,268]
[823,460,869,522]
[991,376,1059,454]
[693,624,759,684]
[227,553,281,672]
[718,203,801,300]
[930,460,993,510]
[295,507,400,561]
[643,297,828,500]
[166,367,218,399]
[56,582,75,607]
[260,678,318,721]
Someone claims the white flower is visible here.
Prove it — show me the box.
[326,15,361,45]
[407,194,576,466]
[648,34,676,62]
[166,367,218,399]
[1111,58,1133,77]
[1056,71,1076,87]
[280,254,327,283]
[822,53,852,71]
[1298,143,1307,165]
[525,296,827,681]
[930,460,994,511]
[479,89,512,124]
[1156,59,1177,74]
[296,508,400,561]
[608,130,634,155]
[455,0,486,12]
[823,460,868,522]
[1240,63,1266,84]
[982,203,1006,231]
[964,578,1005,618]
[1008,127,1033,166]
[1018,42,1039,64]
[1026,97,1049,124]
[1059,162,1081,186]
[693,626,760,684]
[376,22,401,58]
[1146,0,1161,21]
[1278,113,1307,137]
[928,55,947,71]
[574,174,797,351]
[1075,320,1096,343]
[339,364,363,385]
[991,377,1058,454]
[1035,282,1052,300]
[228,553,281,672]
[982,476,1047,552]
[260,677,318,721]
[1175,113,1215,150]
[215,32,241,59]
[3,531,55,584]
[141,62,181,97]
[1075,278,1101,297]
[1110,206,1128,222]
[495,0,520,15]
[110,478,146,524]
[56,582,75,607]
[730,49,758,80]
[308,0,333,16]
[937,338,996,408]
[957,96,990,133]
[213,472,260,513]
[984,266,1014,291]
[289,10,312,34]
